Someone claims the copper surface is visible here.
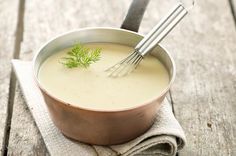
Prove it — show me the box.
[33,28,175,145]
[41,89,165,145]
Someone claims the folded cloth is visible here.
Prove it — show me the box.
[12,59,186,156]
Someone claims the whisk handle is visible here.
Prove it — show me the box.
[135,3,188,56]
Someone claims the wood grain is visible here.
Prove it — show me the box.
[8,0,132,155]
[130,0,236,155]
[7,0,236,155]
[19,0,131,60]
[158,0,236,155]
[0,0,18,154]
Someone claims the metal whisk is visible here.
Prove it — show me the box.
[106,3,188,77]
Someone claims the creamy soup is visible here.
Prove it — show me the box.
[38,43,169,110]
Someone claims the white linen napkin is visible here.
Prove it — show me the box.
[12,59,186,156]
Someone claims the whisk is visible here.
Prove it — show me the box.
[106,3,188,77]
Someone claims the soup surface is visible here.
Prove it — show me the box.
[38,43,170,110]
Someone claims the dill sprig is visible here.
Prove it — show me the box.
[60,43,101,68]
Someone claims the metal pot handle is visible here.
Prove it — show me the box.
[121,0,150,32]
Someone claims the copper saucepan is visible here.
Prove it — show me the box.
[33,0,176,145]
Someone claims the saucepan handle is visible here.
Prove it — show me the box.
[121,0,150,32]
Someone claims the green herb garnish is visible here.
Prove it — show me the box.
[60,43,101,68]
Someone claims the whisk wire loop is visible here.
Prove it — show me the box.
[106,3,188,77]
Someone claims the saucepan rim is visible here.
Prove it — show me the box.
[33,27,176,113]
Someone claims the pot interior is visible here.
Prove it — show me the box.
[33,28,175,110]
[34,28,175,81]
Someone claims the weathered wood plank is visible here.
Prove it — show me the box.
[154,0,236,155]
[8,0,131,155]
[0,0,19,154]
[137,0,236,155]
[19,0,131,60]
[8,0,236,155]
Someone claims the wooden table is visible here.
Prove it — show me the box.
[0,0,235,155]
